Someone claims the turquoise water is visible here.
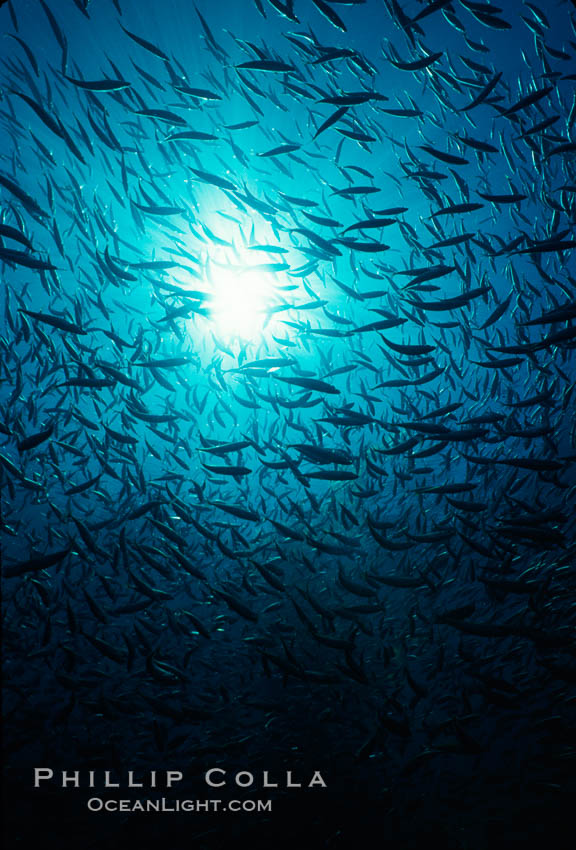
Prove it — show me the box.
[1,1,576,847]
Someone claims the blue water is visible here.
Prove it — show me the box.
[1,1,576,847]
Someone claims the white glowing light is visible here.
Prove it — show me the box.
[210,266,274,341]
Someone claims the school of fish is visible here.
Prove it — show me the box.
[2,0,576,847]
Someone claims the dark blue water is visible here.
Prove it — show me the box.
[2,0,576,847]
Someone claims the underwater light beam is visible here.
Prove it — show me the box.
[209,265,277,342]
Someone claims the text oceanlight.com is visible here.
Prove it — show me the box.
[87,798,273,813]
